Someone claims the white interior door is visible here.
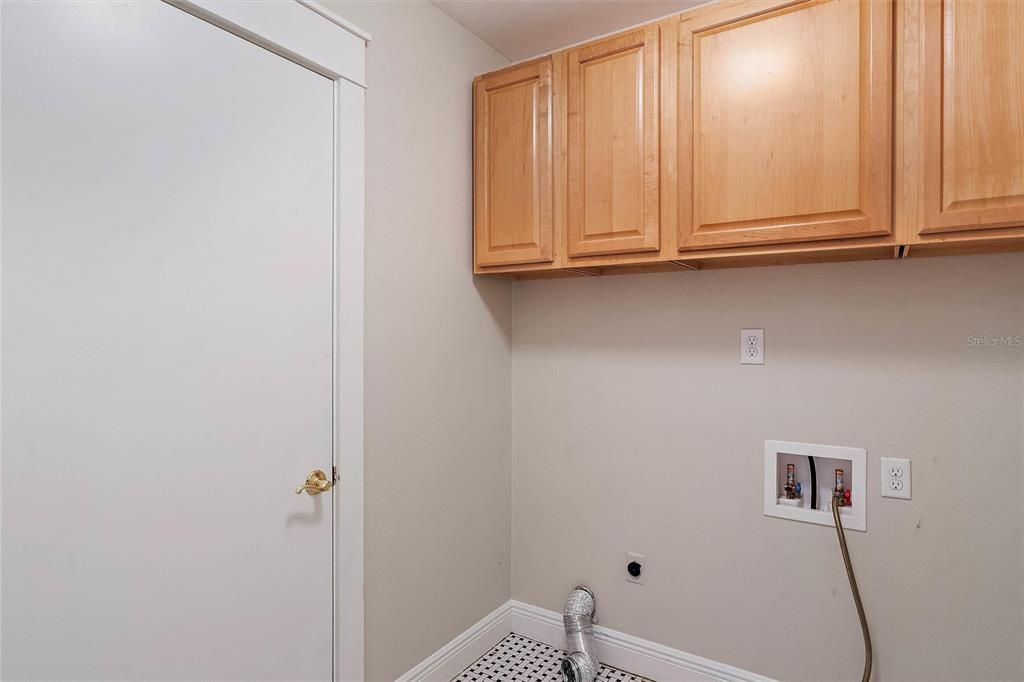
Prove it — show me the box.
[1,1,336,679]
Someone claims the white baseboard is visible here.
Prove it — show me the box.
[395,600,517,682]
[396,600,774,682]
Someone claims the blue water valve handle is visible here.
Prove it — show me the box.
[795,482,802,496]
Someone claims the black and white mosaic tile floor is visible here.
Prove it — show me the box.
[453,633,653,682]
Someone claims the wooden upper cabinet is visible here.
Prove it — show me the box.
[677,0,892,250]
[918,0,1024,236]
[474,59,554,268]
[566,26,661,258]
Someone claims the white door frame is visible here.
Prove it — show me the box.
[0,1,369,679]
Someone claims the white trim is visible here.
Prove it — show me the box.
[396,601,519,682]
[167,0,368,87]
[333,78,365,682]
[297,0,372,42]
[397,601,774,682]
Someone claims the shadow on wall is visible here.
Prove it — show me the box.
[512,253,1024,366]
[476,275,515,343]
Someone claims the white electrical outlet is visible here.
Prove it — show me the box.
[881,457,911,500]
[741,329,764,365]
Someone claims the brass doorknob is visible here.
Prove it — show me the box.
[295,469,334,496]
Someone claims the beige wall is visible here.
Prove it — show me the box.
[511,253,1024,681]
[319,3,512,680]
[319,6,1023,680]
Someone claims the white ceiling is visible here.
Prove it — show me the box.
[430,0,708,62]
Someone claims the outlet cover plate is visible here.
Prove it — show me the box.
[881,457,912,500]
[741,329,764,365]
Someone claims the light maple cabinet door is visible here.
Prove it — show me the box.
[474,59,554,268]
[566,27,661,258]
[677,0,892,250]
[918,0,1024,236]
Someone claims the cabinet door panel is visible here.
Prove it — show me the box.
[921,0,1024,234]
[678,0,892,249]
[567,27,660,257]
[474,60,554,267]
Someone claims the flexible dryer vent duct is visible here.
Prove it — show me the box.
[560,586,599,682]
